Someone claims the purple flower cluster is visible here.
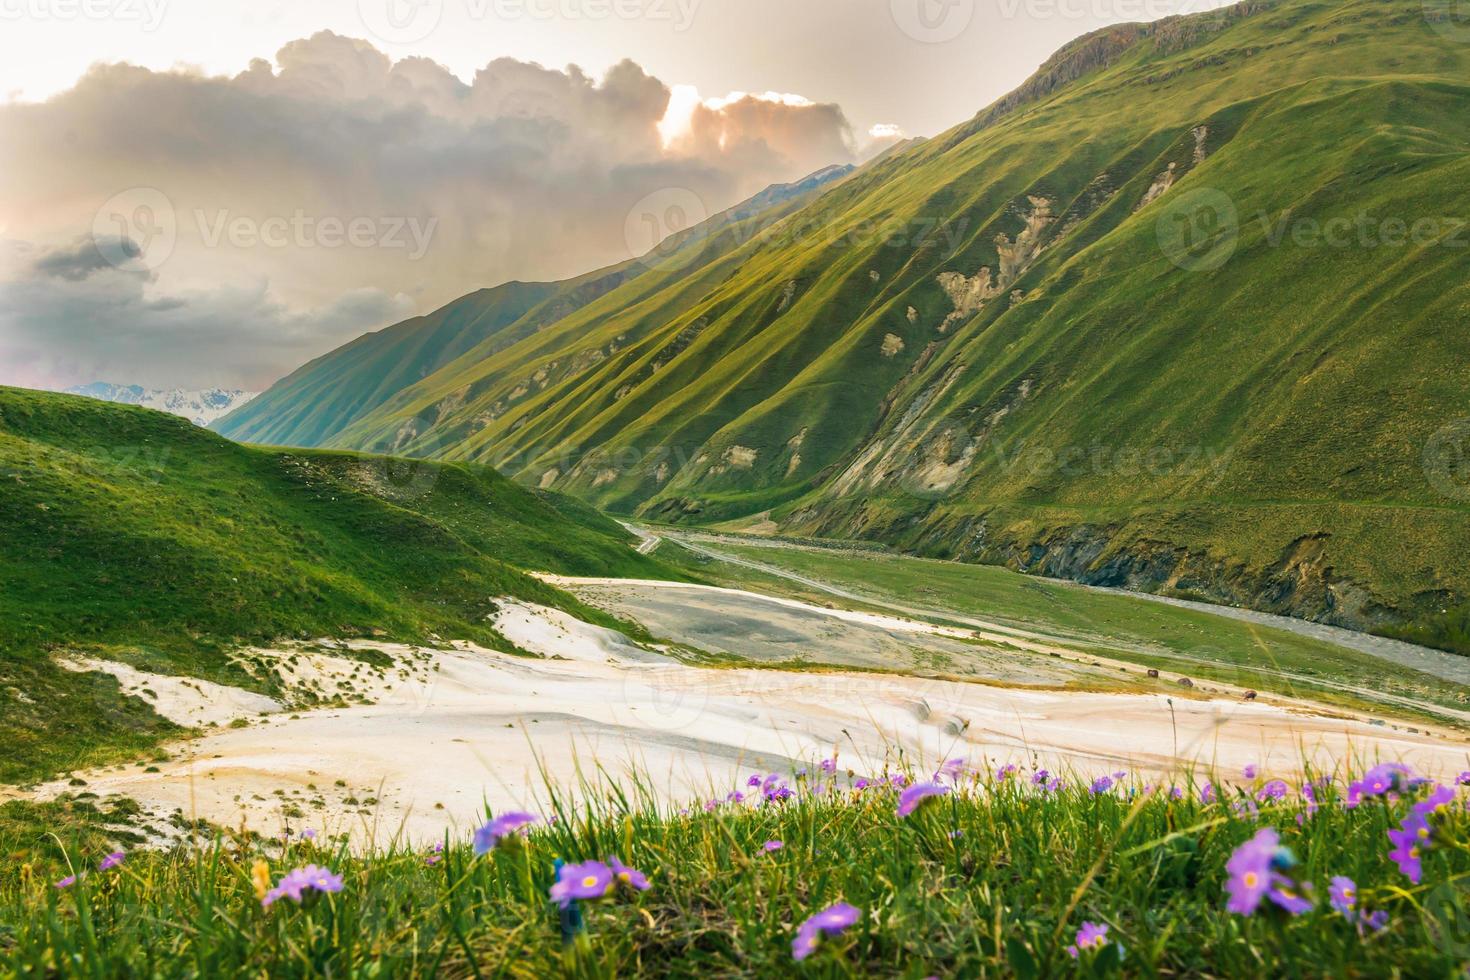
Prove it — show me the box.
[1256,780,1290,804]
[549,856,651,907]
[261,864,344,908]
[1345,763,1420,809]
[760,773,794,803]
[1066,921,1113,959]
[1328,875,1389,933]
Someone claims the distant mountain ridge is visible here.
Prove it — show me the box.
[212,164,856,448]
[65,383,257,427]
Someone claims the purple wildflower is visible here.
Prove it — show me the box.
[1346,763,1416,809]
[747,774,762,787]
[1329,876,1357,917]
[820,758,837,774]
[262,864,344,907]
[896,781,949,818]
[1225,830,1276,915]
[1200,781,1217,804]
[937,758,966,782]
[55,875,77,889]
[473,811,537,854]
[1413,783,1456,818]
[1032,770,1051,786]
[1089,776,1114,795]
[610,857,651,892]
[854,778,871,791]
[1242,765,1258,780]
[1256,780,1289,803]
[888,773,908,789]
[425,842,444,867]
[1225,828,1312,916]
[549,860,614,908]
[762,840,785,853]
[1065,921,1110,959]
[995,764,1018,781]
[1360,910,1390,934]
[1388,813,1431,883]
[792,903,861,961]
[300,829,317,840]
[1269,880,1314,915]
[99,851,125,872]
[1300,782,1319,820]
[1458,771,1470,787]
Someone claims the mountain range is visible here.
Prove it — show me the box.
[66,383,257,427]
[215,0,1470,655]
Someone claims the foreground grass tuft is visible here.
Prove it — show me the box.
[4,762,1469,976]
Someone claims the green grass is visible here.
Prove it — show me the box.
[2,762,1467,976]
[236,0,1470,652]
[0,387,685,784]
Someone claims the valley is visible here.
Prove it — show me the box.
[13,518,1469,848]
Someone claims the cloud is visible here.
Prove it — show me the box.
[0,33,856,390]
[860,123,907,161]
[1,239,414,391]
[30,237,142,282]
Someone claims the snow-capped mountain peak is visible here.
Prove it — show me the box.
[64,383,258,427]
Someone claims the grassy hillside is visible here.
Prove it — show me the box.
[0,387,680,783]
[210,280,560,447]
[214,165,856,451]
[277,0,1470,653]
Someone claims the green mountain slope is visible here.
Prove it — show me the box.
[213,165,856,449]
[248,0,1470,653]
[0,387,679,782]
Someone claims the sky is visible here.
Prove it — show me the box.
[0,0,1227,392]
